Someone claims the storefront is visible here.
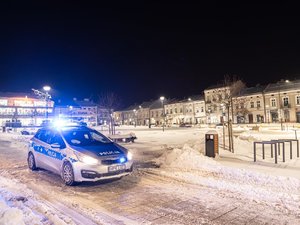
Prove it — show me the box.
[0,94,54,127]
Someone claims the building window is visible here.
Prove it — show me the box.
[271,98,276,107]
[257,101,261,108]
[283,97,289,107]
[166,109,169,114]
[180,108,183,113]
[170,109,173,114]
[201,107,204,112]
[250,102,254,108]
[175,108,177,113]
[296,96,300,105]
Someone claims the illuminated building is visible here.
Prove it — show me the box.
[0,92,54,127]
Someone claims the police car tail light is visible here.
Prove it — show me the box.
[127,152,133,161]
[74,152,99,165]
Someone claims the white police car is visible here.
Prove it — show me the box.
[27,124,133,185]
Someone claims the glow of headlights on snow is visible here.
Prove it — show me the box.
[127,152,133,160]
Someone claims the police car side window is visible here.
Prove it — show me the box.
[49,133,66,149]
[36,130,50,143]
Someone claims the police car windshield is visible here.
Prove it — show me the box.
[61,129,111,146]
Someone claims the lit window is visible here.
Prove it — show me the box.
[283,97,289,106]
[271,98,276,107]
[257,101,261,108]
[296,96,300,105]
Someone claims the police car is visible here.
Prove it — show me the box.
[27,123,133,185]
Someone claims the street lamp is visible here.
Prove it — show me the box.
[188,97,195,125]
[32,86,51,122]
[160,96,165,132]
[43,86,51,120]
[133,109,137,127]
[138,105,142,125]
[278,79,290,130]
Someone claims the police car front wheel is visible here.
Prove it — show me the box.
[28,152,38,171]
[62,162,75,186]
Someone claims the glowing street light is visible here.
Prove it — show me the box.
[160,96,165,132]
[133,109,137,127]
[32,85,52,121]
[43,86,51,92]
[43,86,51,120]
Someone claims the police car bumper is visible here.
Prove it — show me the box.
[73,161,133,182]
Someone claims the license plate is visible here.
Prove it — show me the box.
[108,164,126,172]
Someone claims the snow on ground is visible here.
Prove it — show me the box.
[1,124,300,224]
[154,142,300,214]
[110,125,300,214]
[0,175,75,225]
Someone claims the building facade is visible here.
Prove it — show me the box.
[204,85,231,124]
[264,80,300,123]
[54,98,110,126]
[0,92,54,127]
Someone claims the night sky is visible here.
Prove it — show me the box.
[0,2,300,107]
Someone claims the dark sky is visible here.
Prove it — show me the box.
[0,2,300,107]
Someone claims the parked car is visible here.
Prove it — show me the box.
[28,124,133,185]
[179,123,192,128]
[21,130,30,135]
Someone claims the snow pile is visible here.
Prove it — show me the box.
[155,142,300,214]
[156,142,218,172]
[0,176,74,225]
[0,198,24,225]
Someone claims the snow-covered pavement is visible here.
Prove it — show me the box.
[0,125,300,224]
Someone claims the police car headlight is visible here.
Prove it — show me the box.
[127,151,133,161]
[74,152,99,165]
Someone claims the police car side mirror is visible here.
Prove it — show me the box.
[50,143,61,149]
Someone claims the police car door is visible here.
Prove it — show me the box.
[46,131,66,174]
[32,129,50,169]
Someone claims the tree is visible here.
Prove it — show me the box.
[98,92,121,135]
[210,75,245,152]
[233,96,250,123]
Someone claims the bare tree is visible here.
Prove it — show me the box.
[233,96,250,123]
[210,75,245,152]
[98,92,121,135]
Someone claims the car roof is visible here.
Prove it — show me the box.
[38,125,93,132]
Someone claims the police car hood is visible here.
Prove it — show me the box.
[71,143,126,158]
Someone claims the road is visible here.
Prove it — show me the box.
[0,134,299,224]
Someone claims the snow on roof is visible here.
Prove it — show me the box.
[264,79,300,93]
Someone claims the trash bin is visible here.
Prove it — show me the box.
[205,130,219,158]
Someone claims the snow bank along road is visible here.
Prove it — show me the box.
[0,129,300,224]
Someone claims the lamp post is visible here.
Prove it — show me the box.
[160,96,165,132]
[278,80,290,130]
[43,86,51,120]
[138,105,142,126]
[32,86,51,122]
[188,97,196,125]
[133,109,137,127]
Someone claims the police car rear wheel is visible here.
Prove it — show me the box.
[28,152,38,171]
[62,162,75,186]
